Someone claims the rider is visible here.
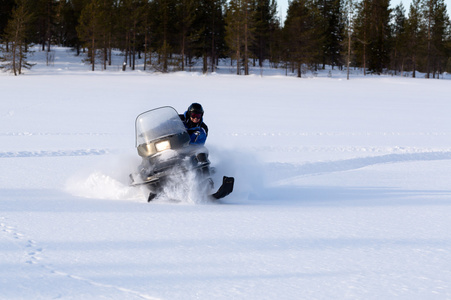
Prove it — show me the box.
[180,103,208,145]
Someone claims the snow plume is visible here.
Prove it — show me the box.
[155,166,212,204]
[64,153,147,201]
[65,171,146,201]
[207,145,267,200]
[63,144,269,204]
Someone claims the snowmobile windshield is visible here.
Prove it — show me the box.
[135,106,186,147]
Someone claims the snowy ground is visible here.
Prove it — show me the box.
[1,47,451,299]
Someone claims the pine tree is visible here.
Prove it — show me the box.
[60,0,88,55]
[77,0,106,71]
[353,0,370,73]
[252,0,278,67]
[0,0,34,75]
[343,0,355,79]
[150,0,177,72]
[225,0,256,75]
[225,0,243,74]
[139,1,152,71]
[422,0,450,78]
[391,3,408,75]
[175,0,197,70]
[194,0,226,73]
[126,0,147,70]
[405,0,425,77]
[283,0,321,77]
[354,0,391,74]
[28,0,57,51]
[370,0,391,73]
[267,12,282,67]
[0,0,16,37]
[100,0,115,69]
[319,0,345,69]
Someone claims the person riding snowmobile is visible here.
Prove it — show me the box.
[179,103,208,145]
[130,105,234,201]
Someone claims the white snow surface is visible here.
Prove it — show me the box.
[1,47,451,299]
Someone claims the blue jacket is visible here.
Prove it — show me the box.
[179,112,208,145]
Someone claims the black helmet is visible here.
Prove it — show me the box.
[187,103,204,117]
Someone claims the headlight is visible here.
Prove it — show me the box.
[155,140,171,152]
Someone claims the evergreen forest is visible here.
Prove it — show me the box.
[0,0,450,77]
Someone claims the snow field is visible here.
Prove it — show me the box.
[1,47,451,299]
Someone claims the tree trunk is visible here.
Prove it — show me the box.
[181,33,185,71]
[236,33,240,75]
[18,41,23,74]
[211,12,215,73]
[91,37,95,71]
[244,21,248,75]
[426,0,431,78]
[12,43,17,76]
[144,32,148,71]
[203,53,207,74]
[347,31,351,80]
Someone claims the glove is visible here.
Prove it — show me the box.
[193,131,201,142]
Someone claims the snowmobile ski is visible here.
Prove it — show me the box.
[147,192,157,202]
[210,176,235,200]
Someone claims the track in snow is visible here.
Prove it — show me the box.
[0,149,110,158]
[267,150,451,180]
[0,217,161,300]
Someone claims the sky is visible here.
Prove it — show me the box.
[277,0,451,22]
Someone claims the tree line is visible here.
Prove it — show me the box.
[0,0,450,77]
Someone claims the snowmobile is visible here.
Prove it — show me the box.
[129,106,234,202]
